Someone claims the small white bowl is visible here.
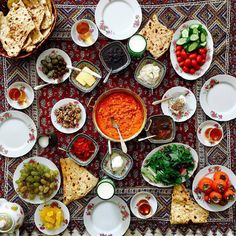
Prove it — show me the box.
[6,82,34,109]
[71,19,99,47]
[197,120,223,147]
[130,191,158,219]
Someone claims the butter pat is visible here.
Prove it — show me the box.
[111,154,125,173]
[75,67,96,87]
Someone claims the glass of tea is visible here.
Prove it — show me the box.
[76,21,92,42]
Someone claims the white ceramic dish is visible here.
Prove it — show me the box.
[161,86,197,122]
[71,19,99,47]
[0,111,37,158]
[13,156,61,205]
[6,82,34,110]
[141,143,199,188]
[36,48,72,84]
[51,98,86,134]
[200,74,236,121]
[95,0,142,40]
[34,200,70,235]
[130,191,158,219]
[170,20,214,80]
[84,195,130,236]
[197,120,223,147]
[192,165,236,212]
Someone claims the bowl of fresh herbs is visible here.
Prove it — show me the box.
[141,143,198,187]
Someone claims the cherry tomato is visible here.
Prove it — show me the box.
[198,48,205,54]
[190,68,196,74]
[177,56,183,63]
[191,59,198,68]
[184,58,191,67]
[196,55,203,64]
[202,47,208,54]
[202,53,206,59]
[204,195,210,203]
[201,59,206,65]
[189,53,197,60]
[179,61,185,67]
[181,50,187,59]
[195,64,201,70]
[176,51,181,57]
[176,46,183,51]
[182,66,189,73]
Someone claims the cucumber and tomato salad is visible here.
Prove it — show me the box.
[176,24,207,52]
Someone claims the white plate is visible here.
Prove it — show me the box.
[71,19,99,47]
[84,195,130,236]
[34,200,70,235]
[6,82,34,110]
[13,156,61,204]
[95,0,142,40]
[0,111,37,158]
[36,48,72,84]
[161,86,197,122]
[192,165,236,212]
[170,20,214,80]
[197,120,223,147]
[130,191,158,219]
[51,98,86,134]
[141,143,199,188]
[200,74,236,121]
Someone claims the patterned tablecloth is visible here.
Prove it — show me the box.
[0,0,235,235]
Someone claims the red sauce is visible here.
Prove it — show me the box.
[8,88,21,100]
[137,199,151,216]
[76,22,90,34]
[209,128,222,142]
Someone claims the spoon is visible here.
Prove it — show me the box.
[152,91,188,105]
[34,79,60,91]
[107,139,113,172]
[103,69,112,83]
[138,135,157,142]
[67,65,102,78]
[110,117,127,153]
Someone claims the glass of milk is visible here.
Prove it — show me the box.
[96,176,115,200]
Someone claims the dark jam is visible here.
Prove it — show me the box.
[101,43,128,70]
[149,116,173,140]
[137,199,151,216]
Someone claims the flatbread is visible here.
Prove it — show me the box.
[60,158,98,205]
[0,0,35,56]
[40,0,54,30]
[140,14,173,59]
[170,185,209,224]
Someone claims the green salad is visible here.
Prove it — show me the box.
[141,144,195,185]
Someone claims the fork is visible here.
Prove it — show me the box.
[110,117,127,153]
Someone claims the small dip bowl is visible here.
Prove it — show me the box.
[70,60,102,93]
[134,57,166,89]
[101,148,133,180]
[67,133,99,166]
[99,41,131,74]
[145,115,176,144]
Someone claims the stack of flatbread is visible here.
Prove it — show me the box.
[170,185,209,224]
[0,0,54,57]
[139,14,173,59]
[60,158,98,205]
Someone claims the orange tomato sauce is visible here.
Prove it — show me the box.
[95,92,144,140]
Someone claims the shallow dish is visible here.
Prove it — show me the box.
[145,115,176,144]
[34,200,70,235]
[99,41,131,74]
[170,20,213,80]
[71,19,99,47]
[13,156,61,204]
[102,148,133,180]
[134,57,166,89]
[67,133,99,166]
[70,60,102,93]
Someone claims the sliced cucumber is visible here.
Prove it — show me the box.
[181,28,189,38]
[190,24,200,29]
[200,42,207,47]
[200,32,206,42]
[200,28,208,36]
[183,44,189,50]
[187,41,199,52]
[190,34,199,41]
[192,28,199,35]
[176,37,188,45]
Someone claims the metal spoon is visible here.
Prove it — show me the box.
[138,135,157,142]
[103,69,112,83]
[152,91,188,105]
[110,117,127,153]
[107,139,113,172]
[34,79,60,91]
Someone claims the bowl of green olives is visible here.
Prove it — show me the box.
[13,156,61,204]
[36,48,72,84]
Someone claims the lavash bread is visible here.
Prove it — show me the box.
[170,185,209,224]
[60,158,98,205]
[139,14,173,59]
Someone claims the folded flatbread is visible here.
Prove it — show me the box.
[60,158,98,205]
[170,185,209,224]
[139,14,173,59]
